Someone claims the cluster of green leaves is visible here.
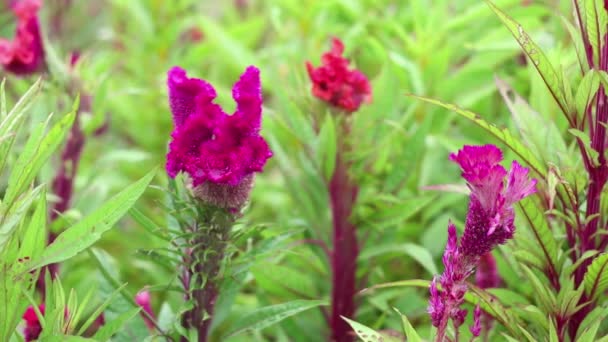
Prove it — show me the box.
[0,78,155,341]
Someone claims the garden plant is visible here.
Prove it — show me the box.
[0,0,607,341]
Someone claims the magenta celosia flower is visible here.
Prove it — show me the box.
[449,145,537,257]
[429,145,536,339]
[306,38,372,113]
[166,66,272,208]
[135,290,155,330]
[23,304,44,342]
[470,305,482,337]
[0,0,44,75]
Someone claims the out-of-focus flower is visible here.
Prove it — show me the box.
[476,252,502,289]
[0,0,44,75]
[449,144,537,257]
[135,290,155,330]
[23,304,44,342]
[166,66,272,209]
[306,38,371,113]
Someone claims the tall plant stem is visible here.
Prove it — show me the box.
[329,119,359,342]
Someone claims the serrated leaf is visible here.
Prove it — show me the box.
[517,197,559,271]
[226,299,327,337]
[409,95,547,176]
[485,1,571,117]
[26,168,156,270]
[583,253,608,301]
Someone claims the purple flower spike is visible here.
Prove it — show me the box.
[451,144,537,257]
[166,66,272,208]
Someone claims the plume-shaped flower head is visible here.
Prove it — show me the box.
[450,144,537,257]
[22,304,44,342]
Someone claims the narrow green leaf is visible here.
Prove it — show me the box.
[359,243,438,275]
[342,317,401,342]
[583,253,608,301]
[4,107,76,205]
[409,95,547,176]
[92,308,140,341]
[26,168,156,270]
[517,197,559,270]
[317,113,337,180]
[0,78,43,175]
[226,299,328,337]
[575,70,600,123]
[394,308,422,342]
[485,1,571,117]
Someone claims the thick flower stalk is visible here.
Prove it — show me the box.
[429,145,536,341]
[166,65,271,342]
[306,38,371,342]
[0,0,45,75]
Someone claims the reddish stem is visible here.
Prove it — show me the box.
[328,121,359,342]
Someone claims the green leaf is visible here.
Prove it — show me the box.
[394,308,422,342]
[408,95,547,176]
[226,299,328,337]
[575,70,600,123]
[569,128,599,167]
[583,253,608,301]
[517,196,559,271]
[496,76,567,163]
[342,316,401,342]
[92,308,141,341]
[26,168,156,270]
[0,78,43,175]
[485,0,571,118]
[4,101,77,205]
[317,113,337,180]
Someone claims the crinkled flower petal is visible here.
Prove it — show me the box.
[306,37,372,112]
[167,66,217,127]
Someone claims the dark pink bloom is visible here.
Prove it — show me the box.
[23,304,44,342]
[429,145,536,339]
[0,0,44,75]
[450,145,537,257]
[306,38,372,113]
[166,66,272,206]
[135,290,155,330]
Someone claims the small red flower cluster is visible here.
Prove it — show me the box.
[0,0,44,75]
[306,38,372,113]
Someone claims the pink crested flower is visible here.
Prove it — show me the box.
[306,38,372,113]
[429,145,536,339]
[166,66,272,209]
[449,145,537,257]
[23,304,44,342]
[0,0,44,75]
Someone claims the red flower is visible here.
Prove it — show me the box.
[306,38,371,112]
[23,304,44,342]
[0,0,44,75]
